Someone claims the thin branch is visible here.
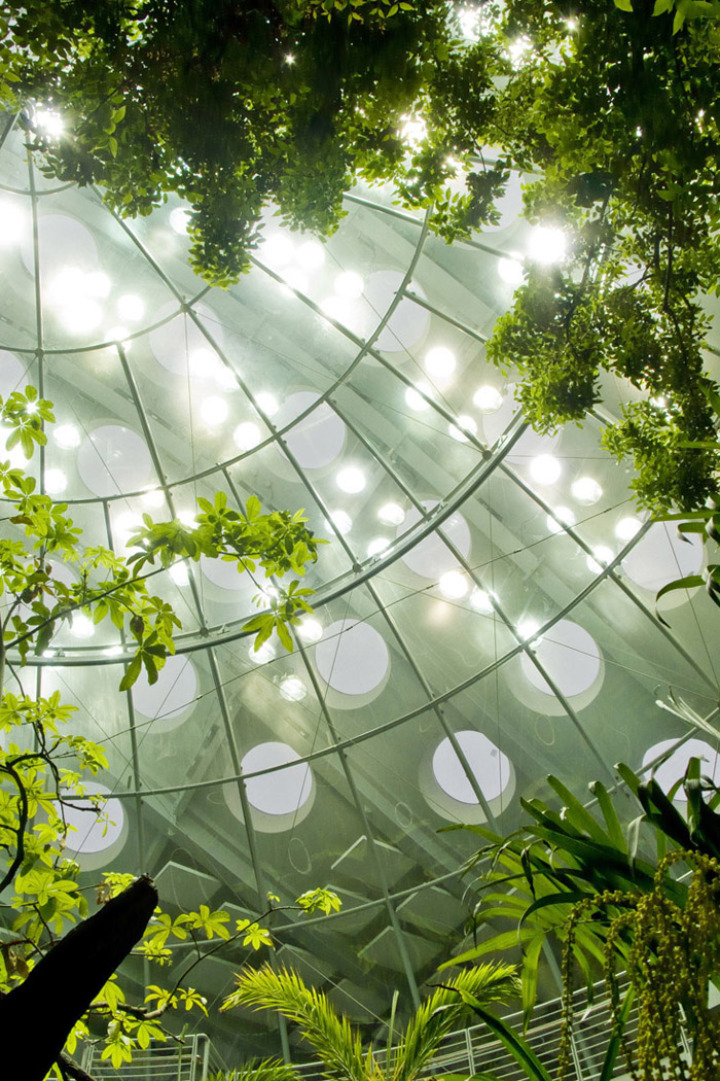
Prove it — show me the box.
[0,761,29,894]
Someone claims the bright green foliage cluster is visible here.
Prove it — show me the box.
[54,882,342,1070]
[221,962,518,1079]
[0,387,321,689]
[3,5,720,509]
[0,388,327,1073]
[0,0,496,285]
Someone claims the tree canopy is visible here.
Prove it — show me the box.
[2,0,720,506]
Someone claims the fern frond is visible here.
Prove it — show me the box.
[223,965,369,1081]
[391,963,518,1081]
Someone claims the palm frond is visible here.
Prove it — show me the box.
[223,965,369,1081]
[210,1059,300,1081]
[390,964,518,1081]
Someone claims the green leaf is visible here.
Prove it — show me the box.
[119,655,142,691]
[656,575,704,601]
[589,781,626,851]
[652,0,673,12]
[599,987,635,1081]
[451,991,554,1081]
[613,0,633,9]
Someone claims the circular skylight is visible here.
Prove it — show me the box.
[276,392,346,469]
[622,521,703,593]
[520,619,602,699]
[241,742,313,816]
[61,782,126,867]
[314,619,390,696]
[132,654,198,734]
[77,425,154,496]
[432,731,512,805]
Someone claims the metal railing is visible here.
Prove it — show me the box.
[78,979,637,1081]
[80,1032,223,1080]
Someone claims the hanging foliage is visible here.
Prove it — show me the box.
[559,851,720,1081]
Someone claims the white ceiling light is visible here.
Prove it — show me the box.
[35,107,65,138]
[449,415,478,442]
[279,675,308,702]
[116,294,146,322]
[105,326,131,347]
[498,256,525,285]
[378,502,405,526]
[59,299,103,334]
[615,516,642,542]
[249,641,276,665]
[336,466,366,494]
[296,617,323,643]
[327,509,352,535]
[233,422,262,451]
[169,207,190,235]
[70,613,95,639]
[571,476,603,504]
[44,468,67,494]
[400,115,427,147]
[587,546,614,573]
[438,570,469,599]
[518,618,540,640]
[254,392,279,417]
[281,266,308,294]
[296,240,325,270]
[262,233,294,267]
[141,488,165,508]
[168,562,189,587]
[53,423,81,449]
[47,265,85,305]
[367,537,390,557]
[530,454,562,485]
[527,225,568,265]
[85,270,111,298]
[507,35,532,67]
[334,271,364,299]
[546,506,576,534]
[405,383,432,411]
[470,587,494,612]
[473,385,503,412]
[200,396,228,426]
[424,346,456,381]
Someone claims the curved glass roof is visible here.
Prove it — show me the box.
[1,108,719,1062]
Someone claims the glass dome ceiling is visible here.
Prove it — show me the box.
[1,107,719,1063]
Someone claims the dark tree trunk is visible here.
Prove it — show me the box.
[0,874,158,1080]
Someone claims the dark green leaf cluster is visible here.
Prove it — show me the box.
[447,753,720,1020]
